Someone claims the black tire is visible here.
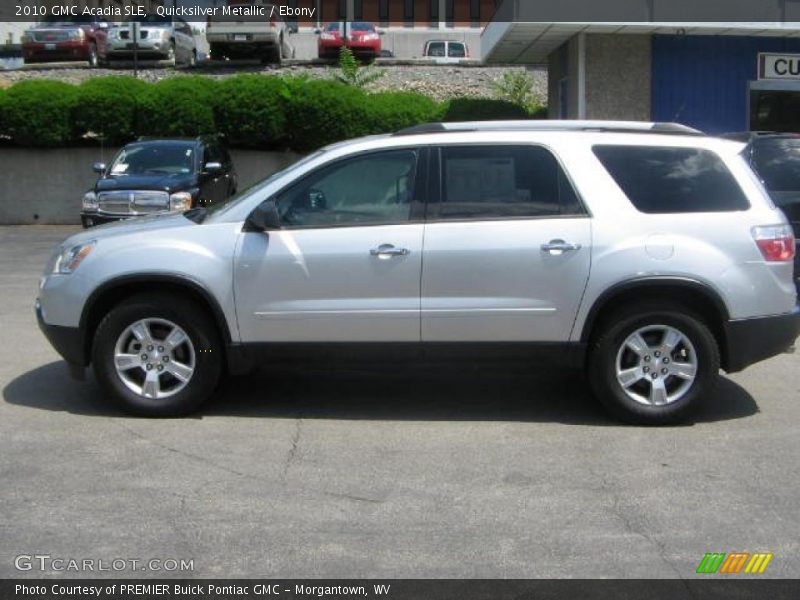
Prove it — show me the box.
[587,302,720,425]
[210,43,224,61]
[92,293,222,417]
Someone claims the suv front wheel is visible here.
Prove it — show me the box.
[92,293,222,416]
[588,303,720,425]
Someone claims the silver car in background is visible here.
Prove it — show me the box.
[36,121,800,424]
[107,15,197,66]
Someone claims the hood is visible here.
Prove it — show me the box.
[64,212,195,247]
[96,173,197,193]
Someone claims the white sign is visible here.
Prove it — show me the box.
[759,53,800,80]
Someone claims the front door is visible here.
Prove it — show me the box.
[234,148,424,342]
[421,144,592,342]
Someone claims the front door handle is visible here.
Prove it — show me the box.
[541,239,582,254]
[370,244,410,258]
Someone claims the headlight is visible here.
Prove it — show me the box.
[82,192,98,212]
[169,191,193,212]
[53,241,95,275]
[68,29,86,41]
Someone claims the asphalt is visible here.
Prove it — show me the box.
[1,225,799,579]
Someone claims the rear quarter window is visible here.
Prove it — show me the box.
[592,145,750,213]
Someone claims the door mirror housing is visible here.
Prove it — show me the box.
[204,161,223,173]
[245,200,281,232]
[93,162,106,174]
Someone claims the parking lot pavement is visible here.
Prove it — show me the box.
[1,225,799,579]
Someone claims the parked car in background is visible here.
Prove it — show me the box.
[40,121,799,423]
[106,15,197,66]
[317,22,383,60]
[81,136,237,228]
[722,131,800,289]
[207,2,287,64]
[22,15,109,67]
[422,40,470,63]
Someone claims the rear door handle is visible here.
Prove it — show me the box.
[541,239,582,254]
[370,244,410,258]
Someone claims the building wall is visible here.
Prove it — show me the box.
[652,34,800,133]
[585,34,651,121]
[547,37,580,119]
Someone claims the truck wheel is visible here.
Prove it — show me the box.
[87,43,98,68]
[210,43,224,61]
[92,293,222,417]
[587,303,719,425]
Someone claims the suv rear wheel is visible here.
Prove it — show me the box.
[92,293,222,417]
[588,303,720,424]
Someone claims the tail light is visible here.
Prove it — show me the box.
[269,15,278,28]
[752,224,796,262]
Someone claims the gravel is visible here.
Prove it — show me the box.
[0,63,548,104]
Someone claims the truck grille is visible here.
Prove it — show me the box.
[32,30,71,42]
[97,191,169,215]
[119,30,149,40]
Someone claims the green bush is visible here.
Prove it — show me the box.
[137,76,218,137]
[284,79,370,151]
[442,97,530,122]
[73,76,148,144]
[214,75,288,148]
[1,80,79,146]
[364,91,441,134]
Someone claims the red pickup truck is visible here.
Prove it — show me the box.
[22,16,110,67]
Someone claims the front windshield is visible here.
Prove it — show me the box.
[41,15,96,25]
[206,151,324,221]
[108,143,196,176]
[124,15,171,25]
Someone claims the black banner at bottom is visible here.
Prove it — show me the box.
[3,579,799,600]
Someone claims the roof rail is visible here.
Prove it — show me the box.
[393,120,704,137]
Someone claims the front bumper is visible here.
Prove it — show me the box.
[23,41,91,62]
[724,305,800,372]
[36,298,86,378]
[81,212,133,228]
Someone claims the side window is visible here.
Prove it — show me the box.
[448,42,466,57]
[204,143,222,165]
[427,42,445,57]
[432,145,584,220]
[593,145,750,213]
[275,150,418,228]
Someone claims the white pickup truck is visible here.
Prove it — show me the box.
[206,1,289,64]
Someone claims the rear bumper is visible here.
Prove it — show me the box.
[724,305,800,372]
[36,298,86,377]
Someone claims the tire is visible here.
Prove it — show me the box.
[587,302,720,425]
[87,43,98,68]
[92,293,222,417]
[210,43,224,61]
[166,41,176,66]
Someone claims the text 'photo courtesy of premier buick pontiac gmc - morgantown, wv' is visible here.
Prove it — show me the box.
[36,121,800,424]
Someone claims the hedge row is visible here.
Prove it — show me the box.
[0,75,545,150]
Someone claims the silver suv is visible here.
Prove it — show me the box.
[36,121,800,424]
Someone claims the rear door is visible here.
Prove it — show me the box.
[421,144,592,342]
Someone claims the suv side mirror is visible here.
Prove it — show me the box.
[244,200,281,232]
[93,162,106,174]
[204,161,223,173]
